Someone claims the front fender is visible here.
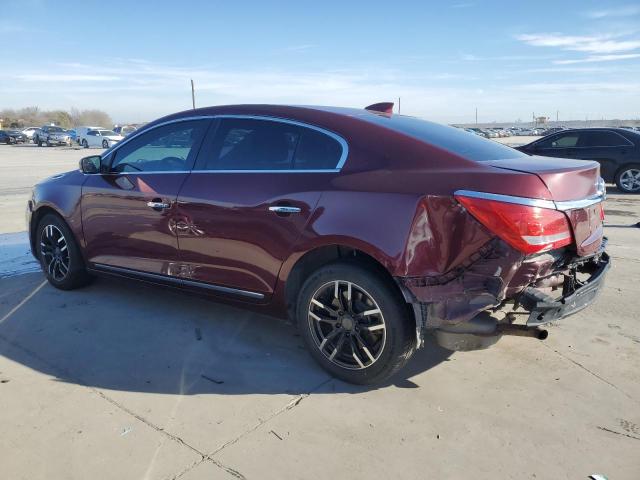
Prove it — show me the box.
[29,170,85,255]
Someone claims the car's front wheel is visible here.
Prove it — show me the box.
[82,139,88,148]
[36,213,92,290]
[615,165,640,193]
[297,262,415,384]
[102,139,109,148]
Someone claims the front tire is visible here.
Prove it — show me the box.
[615,165,640,193]
[102,139,108,148]
[82,139,88,148]
[36,213,92,290]
[297,262,415,384]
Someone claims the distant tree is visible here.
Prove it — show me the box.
[74,109,113,128]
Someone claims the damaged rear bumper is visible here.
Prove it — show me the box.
[518,251,610,325]
[397,238,610,346]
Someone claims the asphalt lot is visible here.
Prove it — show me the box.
[1,142,639,479]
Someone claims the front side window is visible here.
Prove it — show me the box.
[537,133,581,148]
[201,118,344,171]
[110,120,208,173]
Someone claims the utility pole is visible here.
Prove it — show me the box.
[398,97,401,114]
[190,79,196,110]
[475,107,478,125]
[556,110,559,123]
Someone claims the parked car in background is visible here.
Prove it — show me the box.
[82,129,124,148]
[22,127,39,142]
[33,125,72,147]
[464,128,484,137]
[0,129,27,144]
[27,103,609,384]
[516,127,640,193]
[76,126,103,146]
[113,124,138,137]
[467,127,489,138]
[516,128,535,136]
[542,127,567,136]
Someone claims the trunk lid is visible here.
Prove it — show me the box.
[486,156,604,256]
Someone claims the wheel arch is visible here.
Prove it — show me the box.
[281,243,420,343]
[29,205,76,259]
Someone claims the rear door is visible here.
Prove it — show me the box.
[575,130,633,181]
[175,116,346,298]
[81,119,210,275]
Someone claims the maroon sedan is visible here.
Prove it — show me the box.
[27,103,610,384]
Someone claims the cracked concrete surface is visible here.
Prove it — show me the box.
[1,144,639,479]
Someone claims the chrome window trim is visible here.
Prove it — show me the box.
[102,114,349,172]
[454,190,557,209]
[190,169,340,174]
[91,263,265,299]
[455,189,605,211]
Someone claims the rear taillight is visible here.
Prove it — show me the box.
[455,194,572,254]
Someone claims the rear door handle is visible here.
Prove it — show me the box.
[268,206,301,214]
[147,198,171,211]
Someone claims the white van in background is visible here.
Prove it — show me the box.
[76,126,102,146]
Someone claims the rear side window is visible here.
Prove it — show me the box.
[536,133,581,148]
[294,127,342,169]
[582,131,632,147]
[200,118,343,170]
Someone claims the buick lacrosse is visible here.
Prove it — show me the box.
[27,103,610,384]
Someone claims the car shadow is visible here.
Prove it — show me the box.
[0,273,452,396]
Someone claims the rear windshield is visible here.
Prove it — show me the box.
[364,114,526,162]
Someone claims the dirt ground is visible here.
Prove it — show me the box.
[1,142,639,480]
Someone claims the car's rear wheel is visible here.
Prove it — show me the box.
[297,262,415,384]
[102,139,108,148]
[615,165,640,193]
[37,214,92,290]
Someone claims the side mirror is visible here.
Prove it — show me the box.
[80,155,102,174]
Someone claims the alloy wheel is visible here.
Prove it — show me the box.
[308,280,386,370]
[619,168,640,192]
[40,224,70,281]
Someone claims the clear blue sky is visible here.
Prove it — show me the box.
[1,0,639,123]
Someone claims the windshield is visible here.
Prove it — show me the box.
[99,130,117,136]
[48,127,64,132]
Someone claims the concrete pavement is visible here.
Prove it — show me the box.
[0,143,639,479]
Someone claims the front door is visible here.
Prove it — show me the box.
[176,116,346,298]
[81,119,210,275]
[533,131,583,159]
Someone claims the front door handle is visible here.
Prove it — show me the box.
[147,199,171,211]
[268,205,301,214]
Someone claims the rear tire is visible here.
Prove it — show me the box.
[296,261,415,384]
[36,213,93,290]
[615,165,640,193]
